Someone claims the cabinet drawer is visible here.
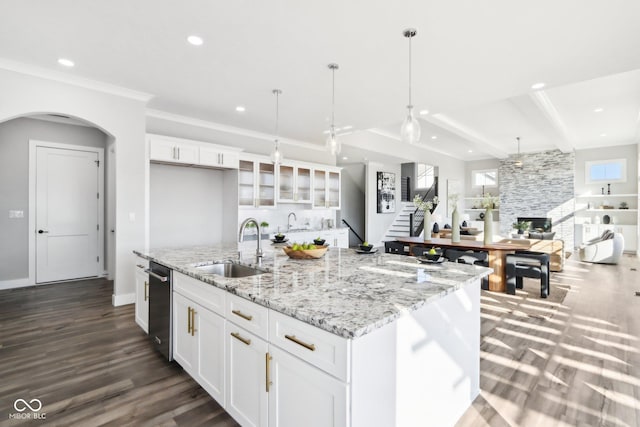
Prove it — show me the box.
[226,293,269,340]
[269,310,350,382]
[134,256,149,271]
[174,272,225,317]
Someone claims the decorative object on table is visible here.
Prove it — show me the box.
[462,220,468,227]
[432,222,440,234]
[603,214,611,224]
[272,233,287,243]
[607,183,611,195]
[313,237,326,246]
[446,179,461,216]
[619,201,629,209]
[358,241,374,252]
[283,243,328,259]
[377,171,396,213]
[512,220,531,235]
[399,28,420,145]
[480,192,499,245]
[450,193,461,243]
[413,194,439,242]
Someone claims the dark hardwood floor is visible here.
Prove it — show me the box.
[1,254,639,426]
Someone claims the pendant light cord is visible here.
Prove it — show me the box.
[331,66,335,130]
[408,33,412,107]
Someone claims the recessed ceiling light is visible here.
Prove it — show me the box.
[342,125,353,130]
[187,35,204,46]
[600,133,607,137]
[57,58,74,67]
[468,150,473,153]
[342,156,348,160]
[419,110,429,115]
[531,82,545,90]
[594,107,604,113]
[235,106,245,113]
[431,135,437,140]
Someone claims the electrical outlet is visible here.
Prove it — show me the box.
[9,210,24,219]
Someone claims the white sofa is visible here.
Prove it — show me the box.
[579,230,625,264]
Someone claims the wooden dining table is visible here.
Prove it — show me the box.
[394,237,532,292]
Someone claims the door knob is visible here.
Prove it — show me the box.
[38,229,49,234]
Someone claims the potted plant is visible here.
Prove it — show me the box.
[512,220,531,235]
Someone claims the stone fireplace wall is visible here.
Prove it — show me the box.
[499,150,575,247]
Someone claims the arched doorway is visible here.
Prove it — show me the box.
[0,113,116,288]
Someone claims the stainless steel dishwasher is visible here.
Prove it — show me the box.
[146,261,173,360]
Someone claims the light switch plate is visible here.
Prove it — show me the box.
[9,210,24,219]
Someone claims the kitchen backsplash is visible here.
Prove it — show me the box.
[238,206,337,235]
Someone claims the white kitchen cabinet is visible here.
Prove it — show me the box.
[149,136,199,165]
[239,156,276,208]
[277,162,312,204]
[173,290,226,405]
[268,345,348,427]
[287,229,348,249]
[225,323,269,427]
[313,168,341,209]
[134,257,149,333]
[200,145,240,169]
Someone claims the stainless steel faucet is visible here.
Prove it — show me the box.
[287,212,297,231]
[238,218,263,265]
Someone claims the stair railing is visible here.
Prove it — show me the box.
[341,219,365,244]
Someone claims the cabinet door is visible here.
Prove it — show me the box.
[313,170,327,208]
[327,171,341,209]
[239,160,257,207]
[295,166,312,203]
[278,164,296,203]
[268,345,348,427]
[134,261,148,333]
[149,138,178,162]
[200,146,239,169]
[257,162,275,208]
[196,306,226,405]
[225,323,269,427]
[174,143,199,164]
[173,293,197,375]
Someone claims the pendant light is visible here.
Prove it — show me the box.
[270,89,283,165]
[326,63,341,155]
[400,28,421,145]
[514,137,523,168]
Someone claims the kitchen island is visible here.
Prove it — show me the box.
[134,243,492,427]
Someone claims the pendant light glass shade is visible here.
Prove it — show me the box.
[400,28,421,145]
[326,63,341,155]
[271,89,283,165]
[514,136,523,168]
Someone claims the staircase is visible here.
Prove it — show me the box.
[381,202,418,241]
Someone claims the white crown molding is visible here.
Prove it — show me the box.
[0,58,153,102]
[528,90,575,153]
[421,114,510,159]
[146,108,326,152]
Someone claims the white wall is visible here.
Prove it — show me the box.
[339,163,366,246]
[574,144,638,196]
[365,161,401,245]
[0,68,147,304]
[0,117,108,281]
[150,164,225,248]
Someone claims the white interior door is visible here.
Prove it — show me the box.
[36,146,100,283]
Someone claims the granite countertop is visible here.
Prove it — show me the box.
[134,242,492,339]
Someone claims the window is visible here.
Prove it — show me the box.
[472,169,498,187]
[416,163,435,189]
[585,159,626,183]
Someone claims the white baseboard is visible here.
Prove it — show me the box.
[0,278,33,291]
[112,292,135,307]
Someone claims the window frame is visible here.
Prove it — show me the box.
[585,158,627,184]
[415,163,435,190]
[471,168,498,188]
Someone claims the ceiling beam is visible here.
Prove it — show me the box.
[364,128,456,158]
[528,91,575,153]
[421,114,510,159]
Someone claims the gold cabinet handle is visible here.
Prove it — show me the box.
[232,309,253,322]
[187,307,192,334]
[191,308,197,336]
[231,332,251,346]
[265,352,272,393]
[136,264,145,269]
[144,281,148,301]
[284,334,316,351]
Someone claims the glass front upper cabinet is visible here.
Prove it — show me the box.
[277,163,311,203]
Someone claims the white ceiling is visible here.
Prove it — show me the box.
[1,1,640,162]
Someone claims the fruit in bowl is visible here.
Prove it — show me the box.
[422,247,442,261]
[313,237,326,245]
[283,242,328,259]
[273,233,286,242]
[358,241,374,252]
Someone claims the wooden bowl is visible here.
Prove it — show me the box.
[283,245,329,259]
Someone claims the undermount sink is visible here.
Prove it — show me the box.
[193,262,265,278]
